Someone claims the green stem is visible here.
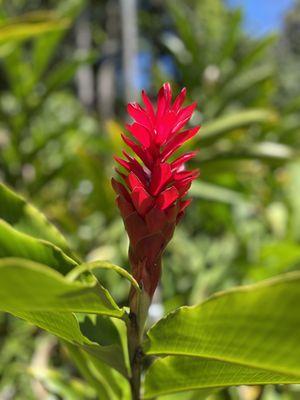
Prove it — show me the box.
[127,287,151,400]
[127,311,142,400]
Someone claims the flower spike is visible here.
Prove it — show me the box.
[112,83,200,300]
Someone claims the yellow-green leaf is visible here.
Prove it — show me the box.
[144,272,300,397]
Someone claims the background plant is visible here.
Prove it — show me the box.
[0,0,300,399]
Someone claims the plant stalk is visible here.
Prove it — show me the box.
[127,287,151,400]
[127,311,142,400]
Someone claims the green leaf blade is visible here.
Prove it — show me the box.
[0,182,69,251]
[0,220,77,274]
[145,273,300,378]
[144,356,300,399]
[12,310,128,376]
[0,258,123,317]
[0,19,69,45]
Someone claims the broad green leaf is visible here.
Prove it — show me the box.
[0,220,77,274]
[0,258,123,317]
[67,260,140,291]
[145,272,300,378]
[0,259,128,374]
[0,182,69,251]
[144,356,300,398]
[156,389,214,400]
[200,109,277,144]
[13,310,92,343]
[11,310,127,376]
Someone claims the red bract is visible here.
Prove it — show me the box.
[112,82,200,299]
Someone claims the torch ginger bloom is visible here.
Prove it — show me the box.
[112,83,200,301]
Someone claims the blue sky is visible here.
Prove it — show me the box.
[227,0,295,36]
[137,0,296,89]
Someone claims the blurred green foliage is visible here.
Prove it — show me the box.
[1,0,300,398]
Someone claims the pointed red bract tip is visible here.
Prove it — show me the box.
[112,83,200,297]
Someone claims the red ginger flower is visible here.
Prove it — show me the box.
[112,83,200,299]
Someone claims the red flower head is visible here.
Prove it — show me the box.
[112,83,200,300]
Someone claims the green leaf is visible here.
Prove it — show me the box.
[0,258,123,317]
[247,241,300,281]
[156,389,214,400]
[166,1,199,63]
[0,258,128,375]
[0,17,69,45]
[232,35,276,74]
[0,220,77,274]
[241,142,294,162]
[200,109,277,144]
[29,367,96,400]
[12,310,128,376]
[44,52,96,92]
[12,310,92,343]
[32,1,85,79]
[0,182,79,273]
[78,314,130,375]
[190,181,251,207]
[65,343,117,400]
[65,343,130,399]
[144,356,300,398]
[67,260,140,291]
[222,65,273,100]
[87,354,131,399]
[144,272,300,398]
[65,342,113,399]
[0,182,69,251]
[201,142,294,165]
[218,10,242,63]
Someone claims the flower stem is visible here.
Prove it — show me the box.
[127,311,142,400]
[127,287,151,400]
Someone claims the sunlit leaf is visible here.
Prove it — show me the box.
[144,356,299,398]
[0,258,128,375]
[13,310,128,376]
[0,19,69,44]
[144,272,300,396]
[0,258,123,317]
[0,220,77,274]
[0,182,70,251]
